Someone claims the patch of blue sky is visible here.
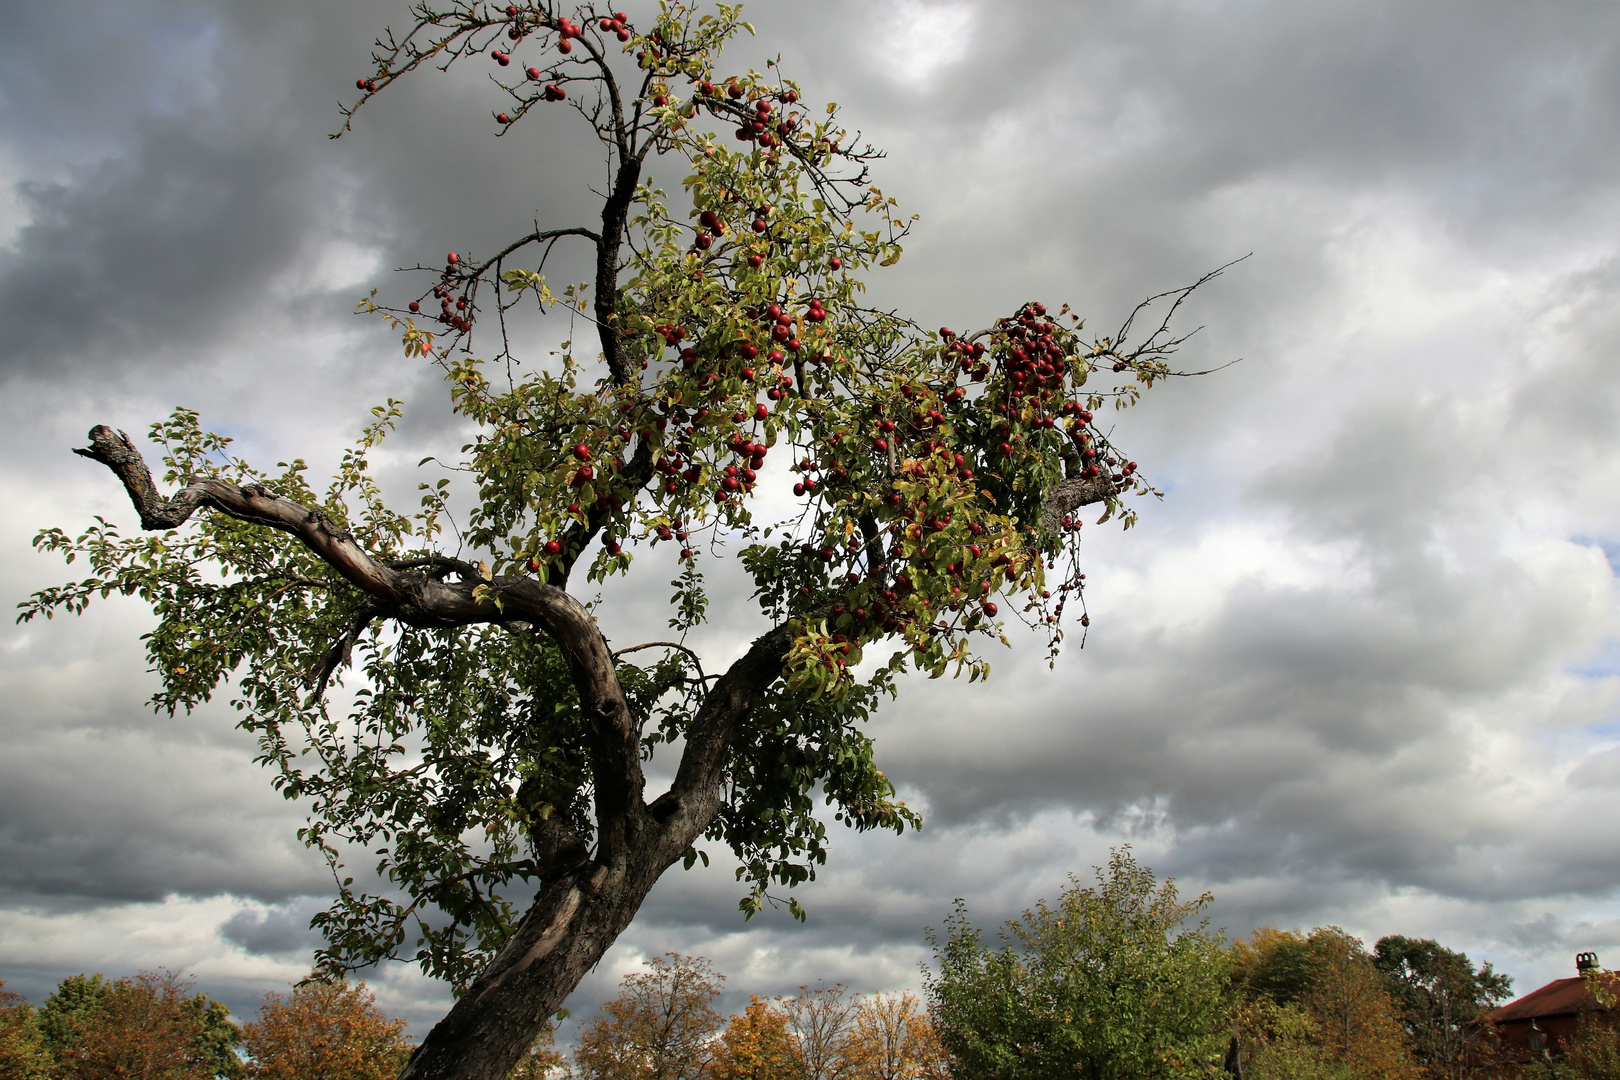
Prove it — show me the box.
[1569,638,1620,681]
[1572,535,1620,577]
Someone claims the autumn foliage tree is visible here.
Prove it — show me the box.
[0,982,54,1080]
[842,992,949,1080]
[778,984,859,1080]
[34,969,242,1080]
[508,1026,569,1080]
[574,953,723,1080]
[1231,926,1420,1080]
[241,977,412,1080]
[20,2,1221,1078]
[707,997,801,1080]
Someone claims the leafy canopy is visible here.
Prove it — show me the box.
[240,978,412,1080]
[1232,927,1422,1080]
[1372,934,1511,1080]
[0,982,53,1080]
[574,953,723,1080]
[35,970,242,1080]
[925,848,1230,1080]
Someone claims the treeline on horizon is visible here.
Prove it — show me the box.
[3,849,1616,1079]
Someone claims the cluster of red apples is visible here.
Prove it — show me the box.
[402,251,476,332]
[984,303,1138,488]
[348,5,1153,670]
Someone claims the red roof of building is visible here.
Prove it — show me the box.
[1492,973,1618,1023]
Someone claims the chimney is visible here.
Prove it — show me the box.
[1577,951,1600,973]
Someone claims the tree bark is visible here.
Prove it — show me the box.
[1038,474,1115,534]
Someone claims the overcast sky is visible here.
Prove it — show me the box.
[5,0,1620,1040]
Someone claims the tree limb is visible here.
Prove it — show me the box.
[303,602,388,701]
[1039,475,1117,534]
[651,623,793,847]
[75,424,648,862]
[612,640,710,684]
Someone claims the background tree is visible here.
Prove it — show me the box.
[842,992,948,1080]
[21,2,1219,1078]
[37,973,110,1065]
[1229,996,1356,1080]
[242,977,412,1080]
[925,848,1230,1079]
[707,996,801,1080]
[1229,928,1317,1008]
[508,1025,568,1080]
[0,981,55,1080]
[573,953,722,1080]
[1231,927,1418,1080]
[1302,930,1419,1079]
[44,969,242,1080]
[779,984,858,1080]
[1372,935,1511,1080]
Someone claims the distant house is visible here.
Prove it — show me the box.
[1486,952,1616,1070]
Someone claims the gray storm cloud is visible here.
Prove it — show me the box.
[4,0,1620,1033]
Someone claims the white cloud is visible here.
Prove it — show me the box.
[863,1,978,87]
[8,0,1620,1047]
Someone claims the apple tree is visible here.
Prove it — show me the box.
[20,3,1223,1078]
